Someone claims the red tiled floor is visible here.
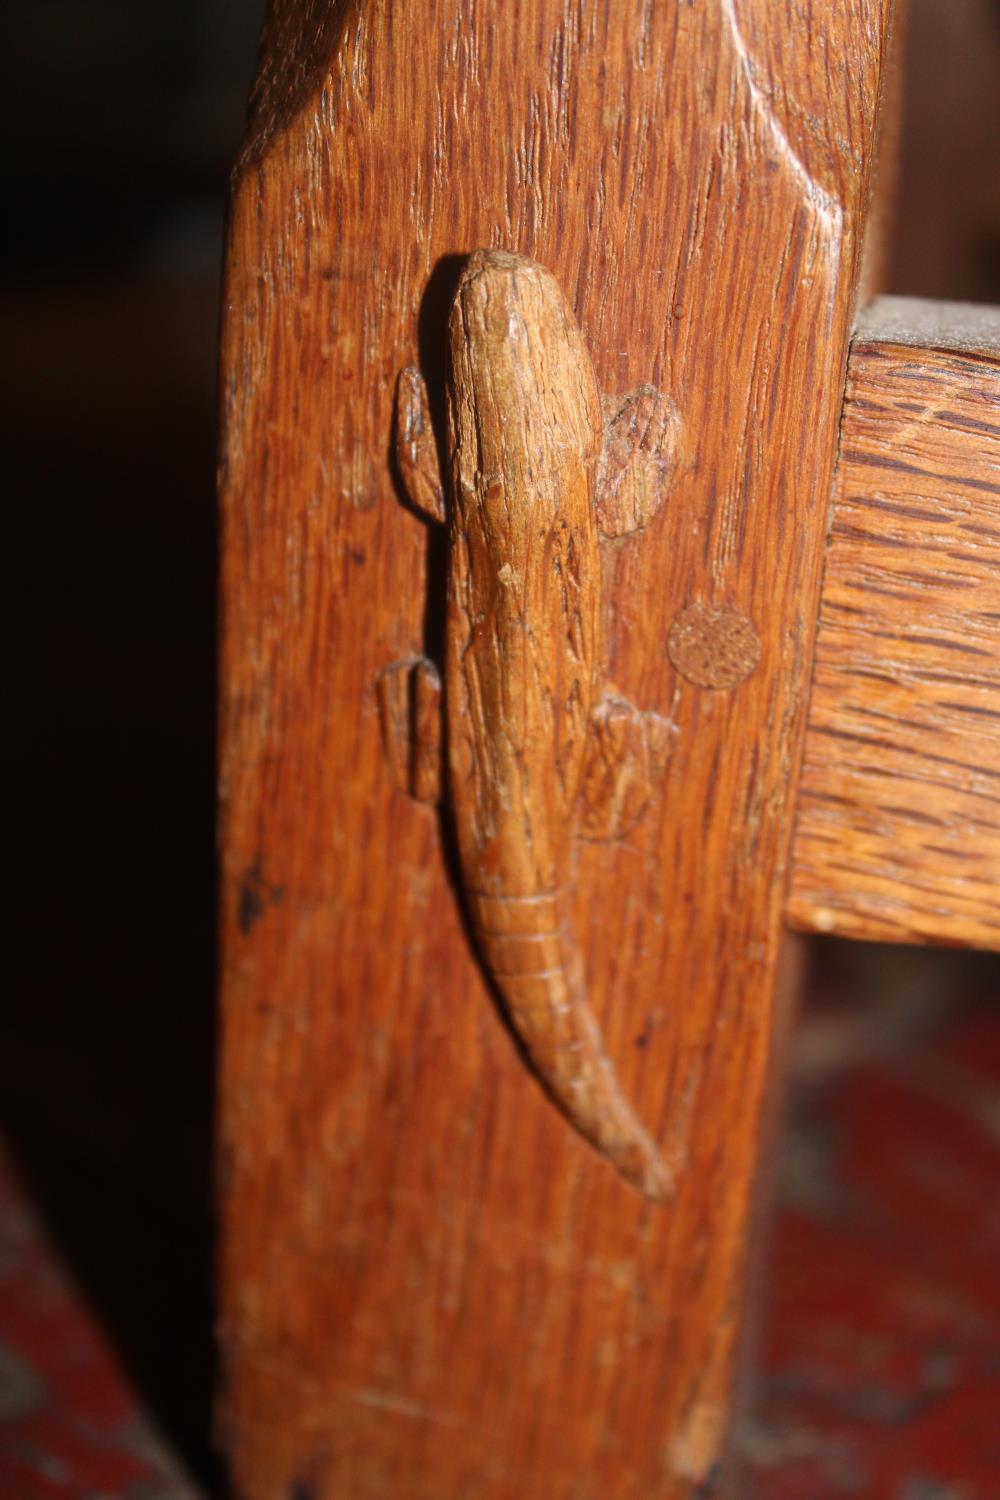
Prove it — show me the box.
[749,997,1000,1500]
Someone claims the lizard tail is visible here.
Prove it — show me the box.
[468,891,672,1201]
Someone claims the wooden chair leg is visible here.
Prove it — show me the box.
[216,3,896,1495]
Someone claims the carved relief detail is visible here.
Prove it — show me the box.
[382,249,680,1198]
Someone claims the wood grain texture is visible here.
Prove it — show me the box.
[789,296,1000,950]
[216,3,894,1496]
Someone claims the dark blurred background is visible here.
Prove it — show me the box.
[2,0,998,1489]
[4,0,266,1485]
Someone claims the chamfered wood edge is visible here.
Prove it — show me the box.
[232,0,360,179]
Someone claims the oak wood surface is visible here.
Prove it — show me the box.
[789,296,1000,950]
[216,3,894,1496]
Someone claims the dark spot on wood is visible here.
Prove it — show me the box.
[238,878,264,935]
[289,1451,332,1500]
[693,1460,722,1497]
[238,859,284,935]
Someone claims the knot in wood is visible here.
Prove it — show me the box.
[667,603,761,690]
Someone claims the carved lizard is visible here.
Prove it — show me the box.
[380,249,679,1199]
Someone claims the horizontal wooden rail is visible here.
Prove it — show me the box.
[788,296,1000,951]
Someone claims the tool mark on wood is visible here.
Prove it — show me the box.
[668,602,762,690]
[237,858,285,935]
